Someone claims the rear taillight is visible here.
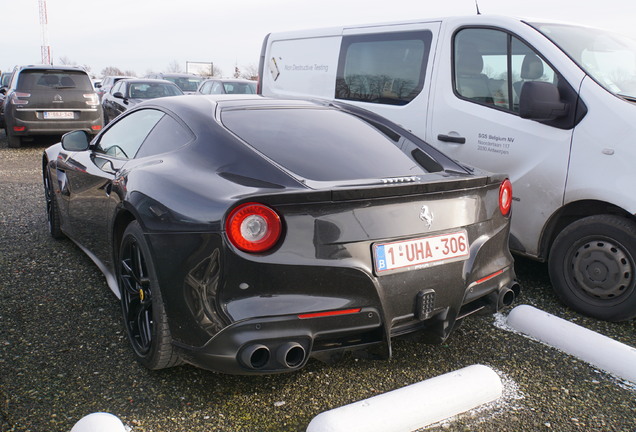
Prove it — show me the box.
[10,92,30,105]
[84,93,99,106]
[226,202,282,253]
[499,179,512,216]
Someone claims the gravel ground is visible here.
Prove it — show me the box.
[1,135,635,432]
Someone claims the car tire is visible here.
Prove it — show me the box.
[44,169,65,239]
[6,129,21,148]
[548,215,636,321]
[118,221,182,369]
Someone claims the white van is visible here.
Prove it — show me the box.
[258,15,636,321]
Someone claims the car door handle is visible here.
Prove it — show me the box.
[437,134,466,144]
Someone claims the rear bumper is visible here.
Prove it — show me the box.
[7,108,102,135]
[175,307,384,375]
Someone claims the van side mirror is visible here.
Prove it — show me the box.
[519,81,569,121]
[61,130,91,151]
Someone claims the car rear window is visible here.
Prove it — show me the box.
[221,107,430,181]
[17,70,93,91]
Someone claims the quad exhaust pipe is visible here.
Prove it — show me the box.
[240,341,307,370]
[496,283,520,310]
[240,344,271,369]
[277,342,306,368]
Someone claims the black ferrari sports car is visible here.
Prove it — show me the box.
[43,95,518,374]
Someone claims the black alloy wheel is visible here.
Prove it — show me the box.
[118,221,181,369]
[549,214,636,321]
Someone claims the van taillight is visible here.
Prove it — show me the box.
[10,92,30,105]
[84,93,99,106]
[499,179,512,216]
[226,203,282,253]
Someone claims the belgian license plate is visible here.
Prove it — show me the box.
[43,111,74,119]
[374,230,469,274]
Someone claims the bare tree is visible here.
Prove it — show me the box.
[58,56,76,65]
[124,70,137,77]
[100,66,124,77]
[240,63,259,81]
[165,60,183,73]
[212,64,223,77]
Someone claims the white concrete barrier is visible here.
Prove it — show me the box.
[306,364,502,432]
[70,412,127,432]
[506,304,636,383]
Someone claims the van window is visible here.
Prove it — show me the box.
[17,69,93,92]
[454,28,557,112]
[531,22,636,99]
[336,31,432,106]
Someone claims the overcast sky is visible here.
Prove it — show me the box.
[3,0,636,78]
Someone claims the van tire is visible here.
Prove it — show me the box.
[549,215,636,321]
[6,130,21,148]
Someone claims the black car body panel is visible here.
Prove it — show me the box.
[43,95,517,374]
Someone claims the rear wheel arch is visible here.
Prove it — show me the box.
[539,200,632,260]
[112,209,136,268]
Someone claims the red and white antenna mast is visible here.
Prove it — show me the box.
[38,0,52,64]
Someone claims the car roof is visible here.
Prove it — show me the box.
[120,78,180,85]
[17,64,89,73]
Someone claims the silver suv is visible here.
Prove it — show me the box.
[2,65,103,148]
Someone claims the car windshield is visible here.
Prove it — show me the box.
[128,83,183,98]
[17,70,93,91]
[221,107,430,182]
[166,76,204,92]
[531,22,636,99]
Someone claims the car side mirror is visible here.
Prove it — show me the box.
[61,130,91,152]
[95,83,102,88]
[113,92,125,100]
[0,87,6,95]
[519,81,569,121]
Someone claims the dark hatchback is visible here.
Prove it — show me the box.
[3,65,102,148]
[43,95,517,374]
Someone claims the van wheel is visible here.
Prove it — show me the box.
[6,130,21,148]
[548,215,636,321]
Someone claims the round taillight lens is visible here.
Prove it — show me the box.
[499,179,512,216]
[226,203,282,253]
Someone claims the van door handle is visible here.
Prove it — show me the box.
[437,134,466,144]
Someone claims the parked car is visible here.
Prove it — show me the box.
[95,75,134,101]
[102,78,183,123]
[3,65,102,148]
[145,72,204,94]
[259,15,636,321]
[0,71,12,88]
[0,71,11,128]
[43,95,517,374]
[196,78,256,95]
